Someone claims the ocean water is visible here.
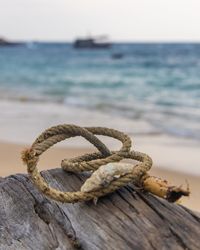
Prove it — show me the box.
[0,43,200,140]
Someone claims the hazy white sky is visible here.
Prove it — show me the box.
[0,0,200,42]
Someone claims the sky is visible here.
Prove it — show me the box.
[0,0,200,42]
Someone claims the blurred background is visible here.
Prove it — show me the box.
[0,0,199,210]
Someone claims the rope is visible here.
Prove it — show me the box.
[22,124,153,203]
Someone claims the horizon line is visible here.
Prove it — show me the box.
[2,36,200,44]
[5,39,200,44]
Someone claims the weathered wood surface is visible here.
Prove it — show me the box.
[0,169,200,250]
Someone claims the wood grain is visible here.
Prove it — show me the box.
[0,169,199,250]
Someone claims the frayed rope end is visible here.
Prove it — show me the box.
[21,148,34,165]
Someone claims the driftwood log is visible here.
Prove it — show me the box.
[0,168,200,250]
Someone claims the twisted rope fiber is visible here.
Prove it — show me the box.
[22,124,152,203]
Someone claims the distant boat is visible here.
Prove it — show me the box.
[73,35,111,49]
[111,52,124,60]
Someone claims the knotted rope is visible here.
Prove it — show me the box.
[22,124,153,203]
[22,124,189,203]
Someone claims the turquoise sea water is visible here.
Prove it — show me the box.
[0,43,200,139]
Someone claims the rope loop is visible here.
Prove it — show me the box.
[22,124,152,203]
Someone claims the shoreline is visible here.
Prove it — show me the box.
[0,99,200,176]
[0,141,199,212]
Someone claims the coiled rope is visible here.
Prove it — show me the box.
[22,124,189,203]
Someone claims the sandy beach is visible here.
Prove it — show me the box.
[1,141,199,212]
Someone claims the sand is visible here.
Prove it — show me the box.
[0,141,199,212]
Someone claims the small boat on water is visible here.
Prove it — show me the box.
[111,52,124,60]
[73,35,111,49]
